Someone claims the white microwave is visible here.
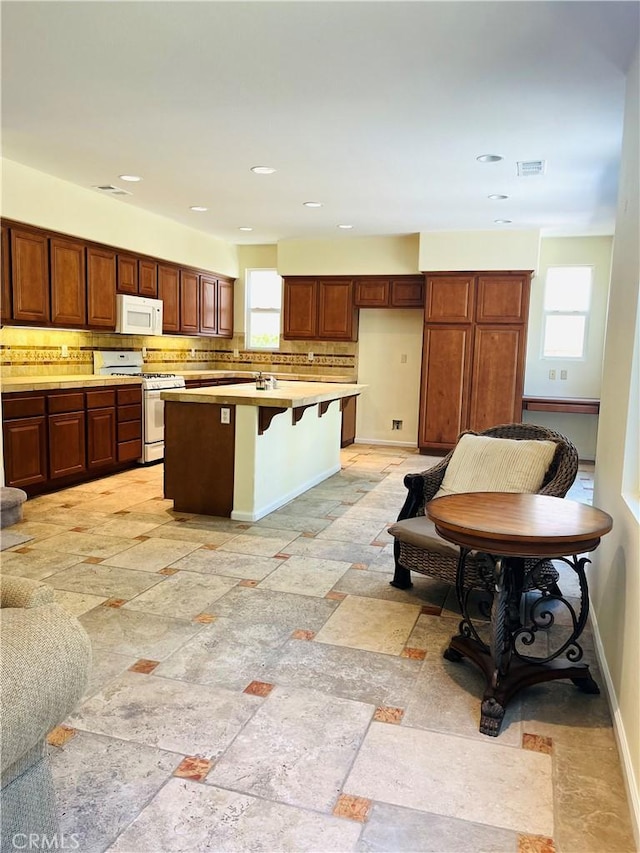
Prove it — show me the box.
[116,294,163,336]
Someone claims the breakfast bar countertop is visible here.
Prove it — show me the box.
[161,380,366,408]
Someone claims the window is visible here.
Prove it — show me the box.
[245,269,282,350]
[542,266,592,358]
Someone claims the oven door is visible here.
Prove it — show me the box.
[144,390,165,445]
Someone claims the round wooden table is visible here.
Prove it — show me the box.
[426,492,613,737]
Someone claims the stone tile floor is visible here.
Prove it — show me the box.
[1,445,635,853]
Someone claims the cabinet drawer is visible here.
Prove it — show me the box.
[118,420,141,442]
[118,439,142,462]
[48,392,84,414]
[118,403,142,423]
[86,389,116,409]
[2,394,46,419]
[117,387,142,405]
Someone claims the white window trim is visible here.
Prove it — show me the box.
[541,265,593,361]
[245,268,282,352]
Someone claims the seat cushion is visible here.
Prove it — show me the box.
[433,433,558,499]
[388,516,458,557]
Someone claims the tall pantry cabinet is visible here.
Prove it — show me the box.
[418,271,532,452]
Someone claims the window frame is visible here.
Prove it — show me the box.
[244,267,283,352]
[541,264,593,361]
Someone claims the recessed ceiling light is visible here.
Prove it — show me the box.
[337,224,353,229]
[477,154,503,163]
[488,194,508,200]
[494,219,512,225]
[239,227,253,232]
[251,166,276,175]
[119,174,142,182]
[303,201,323,208]
[189,206,208,212]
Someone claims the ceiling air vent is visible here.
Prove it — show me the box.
[93,184,132,196]
[516,160,546,177]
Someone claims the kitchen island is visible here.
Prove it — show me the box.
[161,381,365,521]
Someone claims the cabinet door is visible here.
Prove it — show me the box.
[283,279,318,339]
[3,416,47,488]
[158,265,180,332]
[87,247,116,329]
[390,277,424,307]
[341,395,357,447]
[117,254,138,294]
[1,224,11,324]
[180,270,199,334]
[468,326,527,433]
[50,237,86,327]
[87,407,117,469]
[418,325,473,450]
[476,274,531,324]
[217,279,233,337]
[318,279,357,340]
[354,279,389,307]
[199,275,218,336]
[425,275,475,323]
[48,411,86,479]
[139,259,158,298]
[10,227,50,324]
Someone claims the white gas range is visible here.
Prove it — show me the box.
[93,351,186,463]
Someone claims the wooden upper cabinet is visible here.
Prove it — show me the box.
[199,275,218,336]
[390,277,424,307]
[283,278,318,339]
[10,226,50,324]
[419,324,473,450]
[354,279,389,307]
[50,237,86,327]
[139,259,158,298]
[1,224,11,324]
[476,274,531,324]
[180,270,199,334]
[425,275,475,323]
[158,265,180,332]
[117,254,138,295]
[318,279,357,340]
[87,246,116,329]
[217,279,233,337]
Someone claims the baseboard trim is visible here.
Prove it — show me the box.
[590,606,640,849]
[354,438,417,448]
[231,463,341,522]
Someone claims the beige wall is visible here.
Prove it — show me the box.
[1,159,238,276]
[277,234,419,275]
[591,44,639,840]
[356,309,423,445]
[418,229,540,272]
[522,236,613,460]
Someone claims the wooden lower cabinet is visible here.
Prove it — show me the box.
[48,411,86,479]
[2,416,47,488]
[87,407,117,469]
[341,395,357,447]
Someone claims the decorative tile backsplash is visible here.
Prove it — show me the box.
[0,327,357,379]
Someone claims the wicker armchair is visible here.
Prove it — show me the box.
[389,423,579,591]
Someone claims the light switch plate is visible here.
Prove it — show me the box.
[221,407,231,424]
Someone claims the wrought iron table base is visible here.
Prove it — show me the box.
[444,547,599,737]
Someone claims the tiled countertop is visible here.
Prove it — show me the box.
[1,371,356,393]
[161,380,366,408]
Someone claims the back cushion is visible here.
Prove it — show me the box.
[433,434,558,499]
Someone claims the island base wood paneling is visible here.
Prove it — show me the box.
[419,271,532,452]
[164,401,235,516]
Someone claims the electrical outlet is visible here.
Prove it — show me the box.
[392,419,403,430]
[142,346,147,358]
[548,369,556,380]
[400,354,407,364]
[560,369,568,380]
[308,352,314,361]
[190,348,196,358]
[61,344,69,358]
[233,348,239,358]
[220,407,231,424]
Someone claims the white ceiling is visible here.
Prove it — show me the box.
[2,1,638,245]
